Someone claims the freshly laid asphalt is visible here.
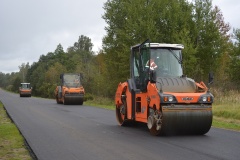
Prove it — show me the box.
[1,88,240,160]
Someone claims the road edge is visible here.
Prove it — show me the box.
[3,104,38,160]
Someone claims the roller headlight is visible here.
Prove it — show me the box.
[168,96,173,102]
[198,93,214,103]
[160,94,177,103]
[202,96,207,102]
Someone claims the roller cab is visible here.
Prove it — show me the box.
[115,40,214,135]
[55,73,85,105]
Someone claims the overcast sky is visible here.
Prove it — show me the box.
[0,0,239,73]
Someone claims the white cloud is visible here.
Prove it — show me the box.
[212,0,240,29]
[0,0,107,73]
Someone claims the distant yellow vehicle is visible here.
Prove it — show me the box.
[19,83,32,97]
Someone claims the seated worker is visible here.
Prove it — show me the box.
[74,78,79,82]
[146,58,158,70]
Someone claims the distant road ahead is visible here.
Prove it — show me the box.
[0,88,240,160]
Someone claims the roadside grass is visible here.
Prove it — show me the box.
[212,116,240,131]
[212,103,240,131]
[210,88,240,131]
[0,102,32,160]
[85,95,115,110]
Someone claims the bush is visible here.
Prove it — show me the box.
[212,88,240,105]
[5,85,13,92]
[84,93,94,101]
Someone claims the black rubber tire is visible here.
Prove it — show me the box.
[79,100,83,105]
[63,97,67,105]
[56,96,61,104]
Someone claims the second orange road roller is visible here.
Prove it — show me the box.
[19,82,32,97]
[55,73,85,105]
[115,40,214,135]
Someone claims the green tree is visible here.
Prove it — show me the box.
[92,51,108,96]
[192,0,231,81]
[12,76,21,92]
[54,44,64,55]
[40,61,66,98]
[102,0,195,96]
[0,72,8,87]
[18,63,30,82]
[229,28,240,86]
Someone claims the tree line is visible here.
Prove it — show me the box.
[0,0,240,99]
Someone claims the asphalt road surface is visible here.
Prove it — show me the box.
[1,88,240,160]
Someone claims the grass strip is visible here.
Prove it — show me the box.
[212,104,240,131]
[0,102,32,160]
[85,101,114,110]
[212,116,240,131]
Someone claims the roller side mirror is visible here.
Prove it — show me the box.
[208,72,214,85]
